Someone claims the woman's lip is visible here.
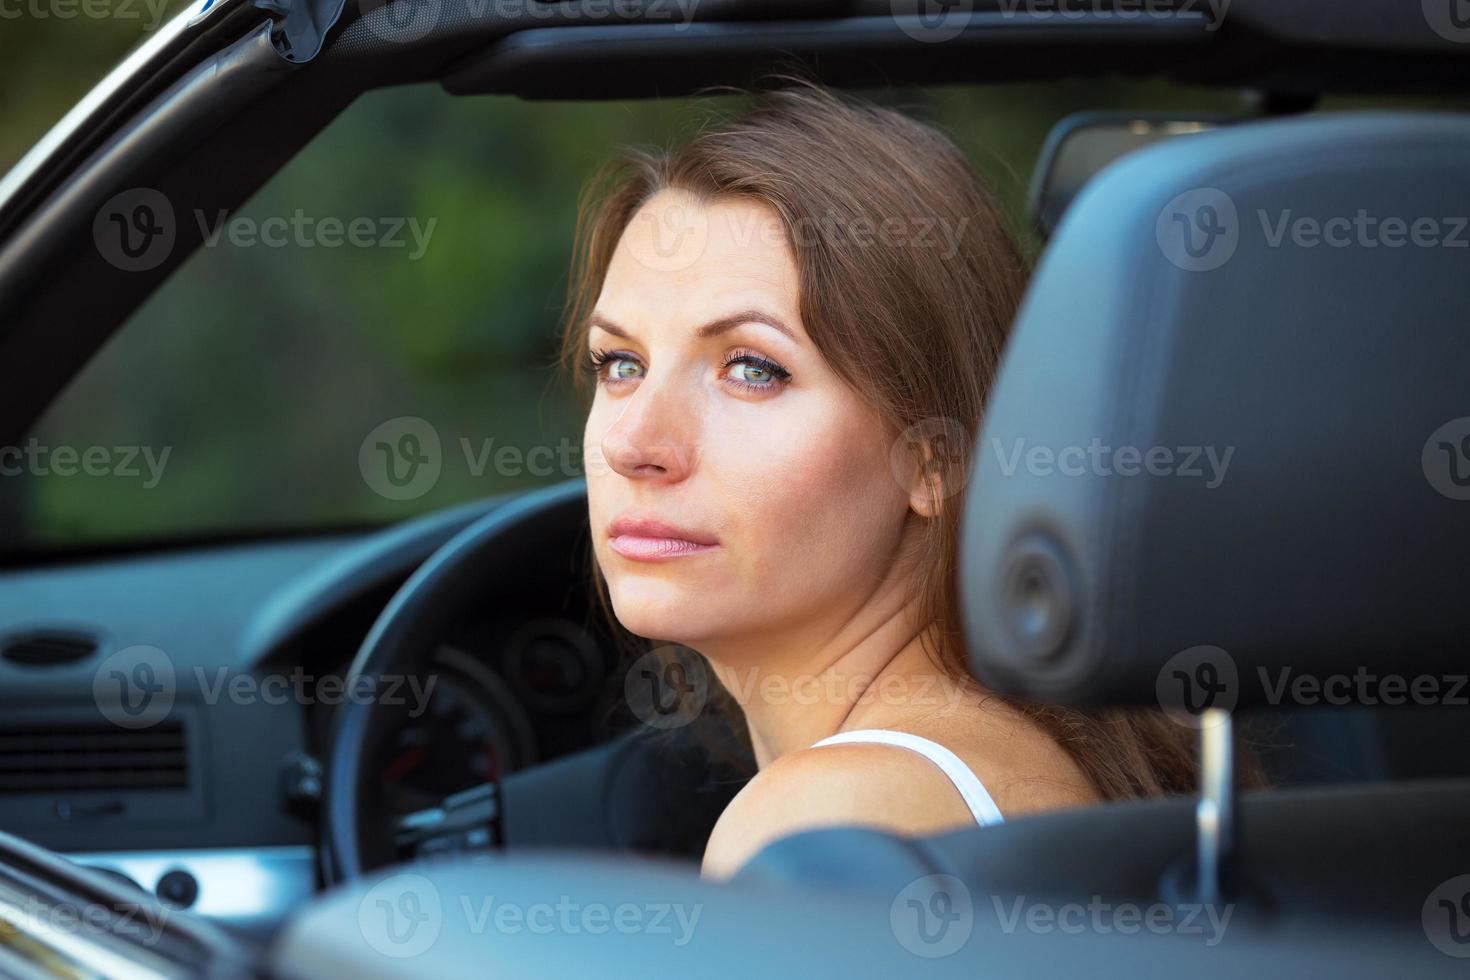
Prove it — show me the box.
[607,517,718,545]
[609,535,720,562]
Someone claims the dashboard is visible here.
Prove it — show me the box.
[0,489,624,936]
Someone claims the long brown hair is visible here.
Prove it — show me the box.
[559,77,1251,800]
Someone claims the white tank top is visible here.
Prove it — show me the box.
[808,728,1005,827]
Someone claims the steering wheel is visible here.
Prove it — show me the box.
[323,478,588,883]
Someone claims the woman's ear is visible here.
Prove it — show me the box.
[898,419,971,519]
[907,446,945,519]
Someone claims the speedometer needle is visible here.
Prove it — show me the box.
[381,744,428,784]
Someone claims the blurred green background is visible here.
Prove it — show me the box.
[2,10,1464,553]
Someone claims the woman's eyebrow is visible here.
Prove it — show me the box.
[589,310,797,343]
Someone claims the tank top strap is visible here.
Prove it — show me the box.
[809,728,1004,827]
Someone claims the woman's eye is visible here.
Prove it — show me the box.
[728,361,774,384]
[722,352,791,391]
[586,349,644,387]
[607,357,644,382]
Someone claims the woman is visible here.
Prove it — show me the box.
[559,81,1200,880]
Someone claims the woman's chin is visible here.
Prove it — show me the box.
[608,583,714,644]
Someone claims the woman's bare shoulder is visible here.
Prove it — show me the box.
[700,721,1097,880]
[701,741,969,879]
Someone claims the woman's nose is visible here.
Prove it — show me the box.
[598,376,698,483]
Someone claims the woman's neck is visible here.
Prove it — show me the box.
[706,588,953,769]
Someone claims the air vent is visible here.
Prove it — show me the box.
[0,721,188,794]
[1,630,99,667]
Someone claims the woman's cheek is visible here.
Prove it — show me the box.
[725,402,891,577]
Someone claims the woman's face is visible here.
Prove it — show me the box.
[583,190,918,660]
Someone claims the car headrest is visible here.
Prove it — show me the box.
[960,112,1470,713]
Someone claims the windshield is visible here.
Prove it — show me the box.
[2,80,1253,554]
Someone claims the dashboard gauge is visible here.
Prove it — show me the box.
[376,645,535,817]
[502,618,607,715]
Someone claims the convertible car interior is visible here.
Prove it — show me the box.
[1,1,1468,976]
